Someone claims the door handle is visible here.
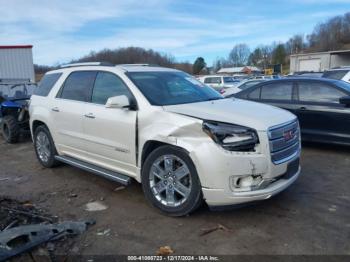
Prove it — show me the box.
[299,106,307,110]
[84,113,95,119]
[51,107,60,112]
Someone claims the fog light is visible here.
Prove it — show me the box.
[239,176,254,187]
[230,175,263,192]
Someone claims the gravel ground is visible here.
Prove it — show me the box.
[0,137,349,257]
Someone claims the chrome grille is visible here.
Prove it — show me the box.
[268,119,300,164]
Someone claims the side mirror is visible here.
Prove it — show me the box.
[339,96,350,107]
[105,95,130,109]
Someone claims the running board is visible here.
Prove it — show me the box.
[55,155,131,186]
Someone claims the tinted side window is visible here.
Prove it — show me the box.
[248,87,261,99]
[59,71,96,102]
[261,82,293,100]
[34,73,62,96]
[204,77,212,83]
[92,72,132,105]
[212,77,222,83]
[298,81,346,103]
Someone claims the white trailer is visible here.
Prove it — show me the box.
[0,45,35,82]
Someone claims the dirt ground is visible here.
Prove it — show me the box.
[0,136,349,257]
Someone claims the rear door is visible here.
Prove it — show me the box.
[295,80,350,143]
[51,71,96,155]
[82,71,137,176]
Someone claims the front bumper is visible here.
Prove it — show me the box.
[202,164,300,207]
[188,129,301,207]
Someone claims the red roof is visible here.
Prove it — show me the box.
[0,45,33,49]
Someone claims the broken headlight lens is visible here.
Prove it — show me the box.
[202,121,259,152]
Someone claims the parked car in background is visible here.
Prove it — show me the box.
[231,74,250,81]
[197,75,240,94]
[288,71,323,78]
[322,67,350,83]
[250,75,279,80]
[232,78,350,146]
[30,63,301,216]
[223,79,265,97]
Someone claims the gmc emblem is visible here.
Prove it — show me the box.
[283,130,295,141]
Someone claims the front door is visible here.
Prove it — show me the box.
[82,71,137,177]
[258,81,298,114]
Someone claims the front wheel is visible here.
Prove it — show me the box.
[142,145,202,216]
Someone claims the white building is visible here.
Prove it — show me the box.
[0,45,35,82]
[290,50,350,73]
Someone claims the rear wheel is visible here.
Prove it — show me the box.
[1,115,20,143]
[33,125,59,168]
[142,145,202,216]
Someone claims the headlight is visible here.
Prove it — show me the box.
[202,121,259,152]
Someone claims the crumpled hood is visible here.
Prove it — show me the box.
[163,98,296,131]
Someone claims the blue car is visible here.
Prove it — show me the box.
[0,81,36,143]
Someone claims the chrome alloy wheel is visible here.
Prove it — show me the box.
[149,154,192,207]
[36,131,51,163]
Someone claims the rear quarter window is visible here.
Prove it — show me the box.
[34,73,62,97]
[322,70,348,80]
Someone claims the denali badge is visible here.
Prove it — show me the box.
[283,130,294,141]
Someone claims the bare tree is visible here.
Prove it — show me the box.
[212,57,231,72]
[286,34,306,54]
[228,44,250,66]
[248,47,263,66]
[307,12,350,52]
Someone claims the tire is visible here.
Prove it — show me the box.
[1,115,20,143]
[142,145,203,216]
[33,125,59,168]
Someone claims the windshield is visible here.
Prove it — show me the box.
[0,83,36,100]
[127,71,223,106]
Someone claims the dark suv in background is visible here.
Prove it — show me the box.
[231,78,350,146]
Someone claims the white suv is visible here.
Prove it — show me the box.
[197,75,240,94]
[30,63,301,216]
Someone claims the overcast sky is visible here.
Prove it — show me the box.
[1,0,349,65]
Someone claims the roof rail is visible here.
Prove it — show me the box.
[60,62,114,68]
[116,63,159,67]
